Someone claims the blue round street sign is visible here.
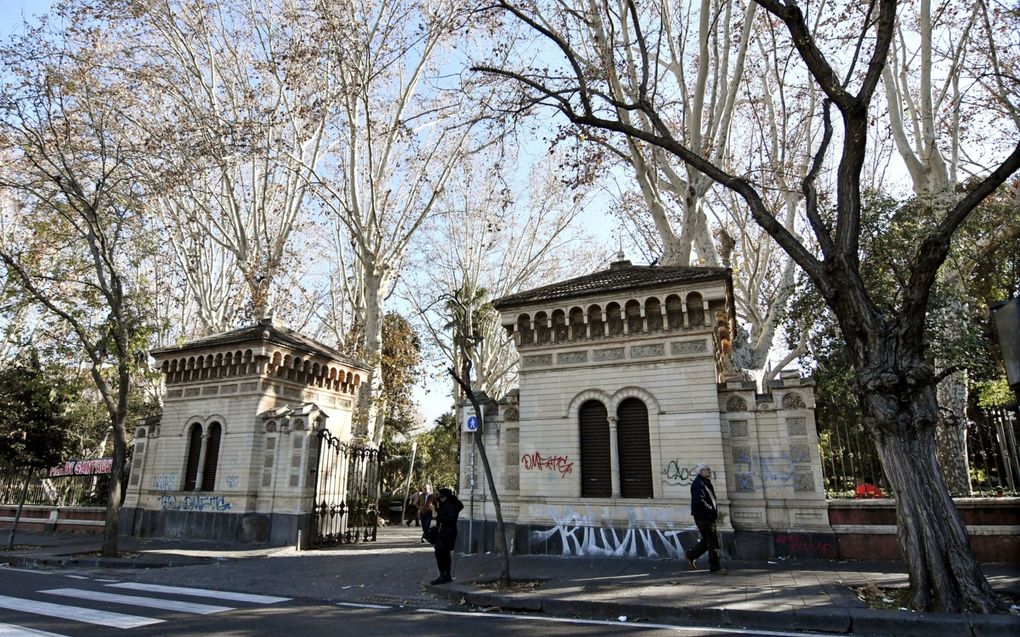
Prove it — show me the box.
[465,415,479,432]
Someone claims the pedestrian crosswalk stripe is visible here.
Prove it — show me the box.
[0,595,162,629]
[41,589,234,615]
[0,623,69,637]
[106,583,289,604]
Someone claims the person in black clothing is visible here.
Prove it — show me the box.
[685,464,727,574]
[431,487,463,585]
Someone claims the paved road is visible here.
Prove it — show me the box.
[0,566,860,637]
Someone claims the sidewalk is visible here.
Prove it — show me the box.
[2,527,1017,637]
[431,552,1019,637]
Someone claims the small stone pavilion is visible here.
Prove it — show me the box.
[458,257,831,559]
[121,318,370,545]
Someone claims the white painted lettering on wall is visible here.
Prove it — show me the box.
[225,475,239,487]
[152,473,177,491]
[531,506,690,558]
[159,495,232,512]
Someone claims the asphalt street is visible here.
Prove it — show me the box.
[0,566,864,637]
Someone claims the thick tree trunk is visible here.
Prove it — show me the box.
[935,372,971,496]
[101,409,129,558]
[860,372,1002,612]
[359,269,387,446]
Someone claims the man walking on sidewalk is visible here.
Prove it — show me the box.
[685,464,727,574]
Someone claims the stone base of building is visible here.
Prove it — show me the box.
[120,507,308,546]
[458,519,842,560]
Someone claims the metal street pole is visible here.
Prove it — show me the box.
[401,441,418,523]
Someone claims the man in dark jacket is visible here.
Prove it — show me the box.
[431,487,463,584]
[685,464,727,574]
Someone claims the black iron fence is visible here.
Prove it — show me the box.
[309,430,381,547]
[1,462,111,508]
[820,405,1020,498]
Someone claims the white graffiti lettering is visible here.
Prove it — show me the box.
[531,506,691,558]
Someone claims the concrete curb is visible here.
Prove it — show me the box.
[3,554,212,570]
[426,583,1020,636]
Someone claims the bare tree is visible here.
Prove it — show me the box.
[476,0,1019,612]
[309,0,480,446]
[403,151,599,411]
[0,18,148,556]
[119,0,336,333]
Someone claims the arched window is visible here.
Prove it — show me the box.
[665,295,684,330]
[617,398,653,498]
[606,302,624,336]
[587,305,605,338]
[535,311,551,344]
[686,292,705,326]
[578,401,612,497]
[516,314,534,345]
[645,297,663,332]
[625,300,643,334]
[201,422,223,491]
[552,310,568,342]
[184,423,203,491]
[568,307,585,340]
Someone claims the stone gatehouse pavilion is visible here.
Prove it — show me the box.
[121,318,370,545]
[456,256,831,559]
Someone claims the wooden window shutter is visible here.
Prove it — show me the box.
[579,400,612,497]
[184,424,202,491]
[201,423,222,491]
[617,398,653,498]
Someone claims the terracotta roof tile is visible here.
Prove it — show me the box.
[492,261,730,310]
[151,320,370,371]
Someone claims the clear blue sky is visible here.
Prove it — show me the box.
[1,1,55,36]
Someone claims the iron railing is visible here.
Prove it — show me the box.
[309,430,380,547]
[0,468,110,507]
[819,405,1020,498]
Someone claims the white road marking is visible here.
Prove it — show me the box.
[41,588,234,615]
[415,608,843,637]
[0,623,69,637]
[63,576,88,581]
[335,602,392,610]
[0,595,162,629]
[106,583,289,604]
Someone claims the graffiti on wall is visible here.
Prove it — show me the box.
[774,533,837,558]
[530,506,690,558]
[662,460,699,486]
[159,495,232,512]
[152,473,178,491]
[520,452,574,477]
[225,475,239,487]
[761,455,795,486]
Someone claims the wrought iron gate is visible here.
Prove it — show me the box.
[310,430,380,547]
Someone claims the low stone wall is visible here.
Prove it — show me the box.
[828,498,1020,563]
[0,505,105,534]
[119,506,307,546]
